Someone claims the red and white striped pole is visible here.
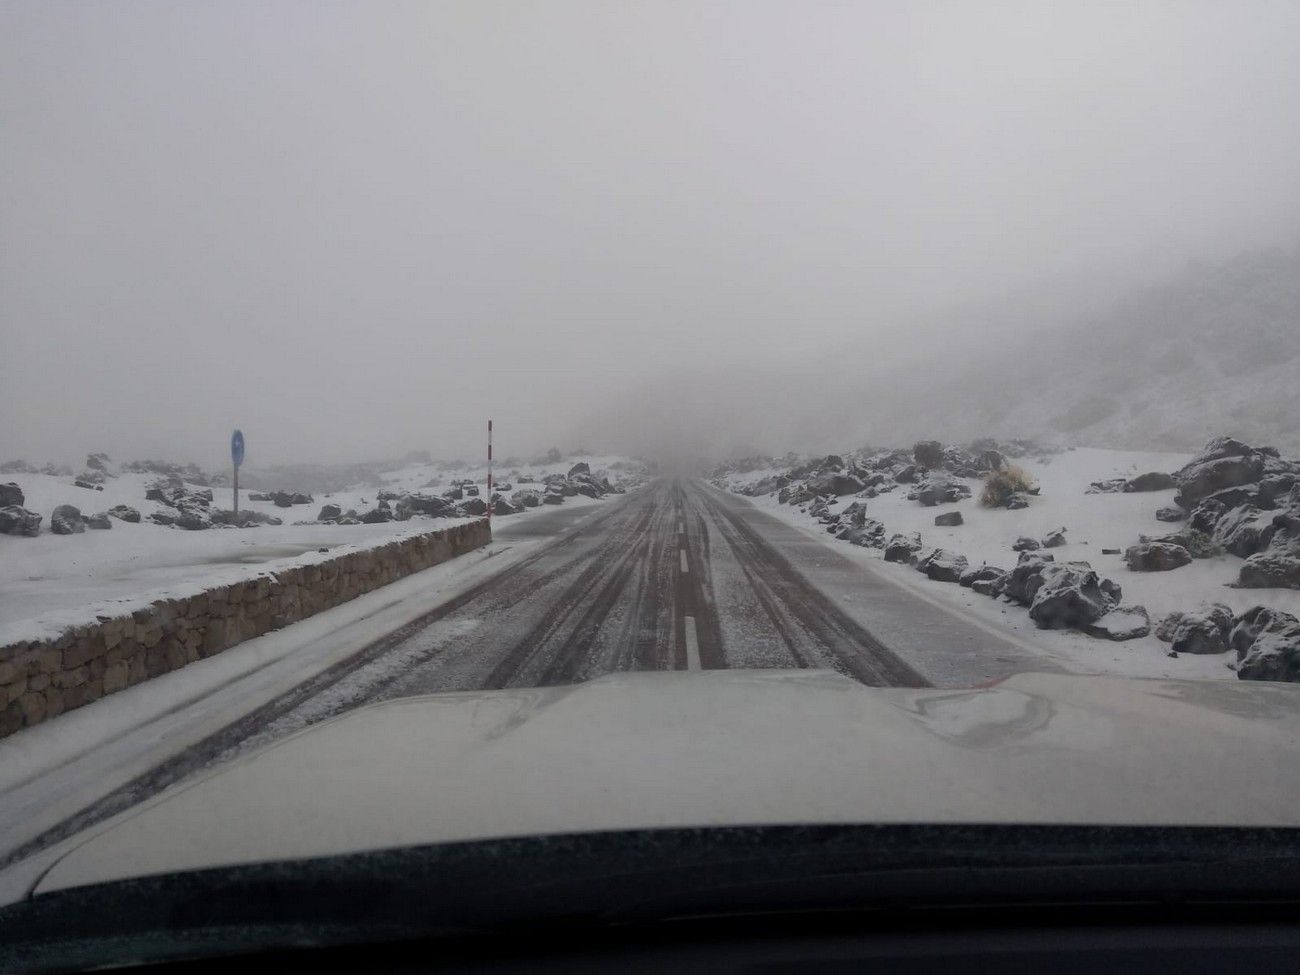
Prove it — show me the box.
[487,419,493,522]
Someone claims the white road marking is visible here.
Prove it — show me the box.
[683,615,701,671]
[679,548,689,573]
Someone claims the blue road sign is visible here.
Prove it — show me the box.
[231,429,245,468]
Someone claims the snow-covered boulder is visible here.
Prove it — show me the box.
[1212,505,1277,558]
[318,503,343,521]
[511,489,542,508]
[1155,506,1185,522]
[0,483,23,507]
[84,511,112,530]
[1041,528,1067,548]
[910,475,970,507]
[959,564,1007,590]
[1027,563,1116,631]
[915,548,968,583]
[50,504,85,535]
[0,505,41,537]
[1123,471,1176,492]
[883,532,922,563]
[1234,606,1300,682]
[1173,437,1267,511]
[1085,605,1151,641]
[1012,536,1040,552]
[1124,541,1192,572]
[934,511,963,526]
[108,504,141,523]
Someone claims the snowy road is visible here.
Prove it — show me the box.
[4,479,1055,872]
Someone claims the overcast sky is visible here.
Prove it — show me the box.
[3,1,1299,468]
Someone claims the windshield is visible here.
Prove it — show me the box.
[2,0,1300,954]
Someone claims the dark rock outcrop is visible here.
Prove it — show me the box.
[934,511,963,527]
[0,483,23,507]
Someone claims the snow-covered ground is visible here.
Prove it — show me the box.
[721,447,1300,682]
[1,454,645,645]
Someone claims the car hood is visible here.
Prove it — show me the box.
[31,668,1300,895]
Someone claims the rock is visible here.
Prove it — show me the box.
[174,506,211,530]
[567,462,591,478]
[107,504,141,523]
[1173,438,1266,510]
[1028,564,1115,630]
[1085,605,1151,641]
[84,512,112,529]
[1123,472,1176,492]
[73,479,104,490]
[1213,505,1277,558]
[1230,605,1300,680]
[1124,541,1192,572]
[318,504,342,521]
[271,491,313,508]
[844,520,886,548]
[934,511,963,527]
[1005,494,1031,510]
[1155,506,1185,522]
[893,464,919,484]
[1012,536,1040,552]
[1238,551,1300,589]
[406,495,455,516]
[912,475,971,507]
[511,489,542,508]
[359,506,393,523]
[1041,528,1067,548]
[464,485,480,497]
[1004,552,1057,604]
[542,492,564,505]
[0,505,41,536]
[810,472,864,497]
[50,504,85,534]
[913,441,945,469]
[970,576,1006,597]
[883,532,922,563]
[150,511,176,526]
[490,497,519,516]
[1154,612,1183,642]
[1142,528,1219,559]
[1087,478,1128,495]
[1171,617,1227,654]
[1237,624,1300,682]
[573,481,601,499]
[0,483,23,507]
[915,548,969,582]
[959,564,1007,589]
[460,497,488,516]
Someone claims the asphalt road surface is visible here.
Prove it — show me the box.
[5,479,1051,866]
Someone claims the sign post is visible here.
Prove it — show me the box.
[487,419,493,522]
[231,429,245,520]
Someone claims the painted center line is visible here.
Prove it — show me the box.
[683,615,701,671]
[679,548,689,573]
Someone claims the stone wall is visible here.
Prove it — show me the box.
[0,519,490,739]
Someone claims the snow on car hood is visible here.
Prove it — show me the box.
[34,669,1300,894]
